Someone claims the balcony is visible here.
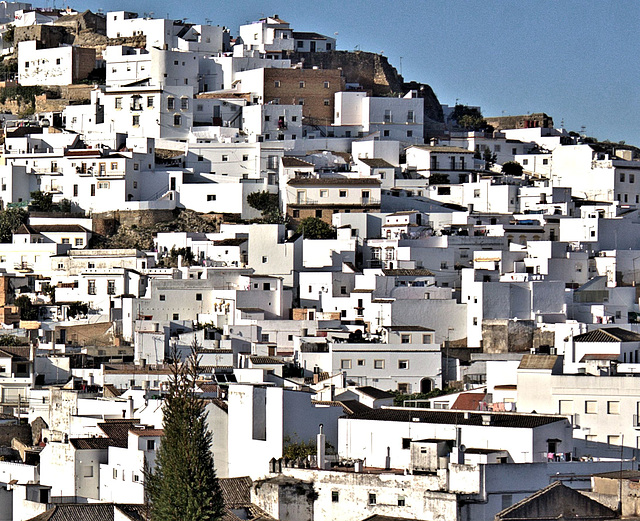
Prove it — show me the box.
[14,262,33,273]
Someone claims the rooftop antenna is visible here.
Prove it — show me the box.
[205,18,212,25]
[580,125,587,136]
[560,118,565,129]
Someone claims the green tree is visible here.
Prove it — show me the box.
[483,148,497,169]
[30,191,54,212]
[501,161,524,176]
[0,207,28,243]
[146,344,224,521]
[3,25,14,44]
[15,295,38,321]
[0,335,23,346]
[297,217,335,239]
[451,104,492,132]
[247,190,283,223]
[67,302,88,318]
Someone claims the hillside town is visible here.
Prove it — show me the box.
[0,3,635,521]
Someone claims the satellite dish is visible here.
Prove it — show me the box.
[459,444,466,453]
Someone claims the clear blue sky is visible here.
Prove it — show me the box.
[69,0,640,146]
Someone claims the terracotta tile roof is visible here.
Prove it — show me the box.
[70,437,111,450]
[347,409,567,429]
[359,158,395,168]
[409,145,473,154]
[98,419,139,448]
[130,428,163,437]
[287,177,381,186]
[249,356,285,365]
[573,327,640,343]
[356,386,394,400]
[518,354,558,370]
[220,476,252,507]
[281,157,314,168]
[382,268,434,277]
[27,504,116,521]
[451,392,486,411]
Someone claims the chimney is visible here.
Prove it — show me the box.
[128,396,134,418]
[385,446,391,470]
[316,424,326,470]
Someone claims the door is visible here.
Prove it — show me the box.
[310,41,316,52]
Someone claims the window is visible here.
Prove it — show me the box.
[115,97,122,109]
[181,98,189,110]
[423,333,433,343]
[132,115,140,126]
[402,438,411,450]
[341,359,352,369]
[374,360,384,369]
[147,96,154,108]
[173,313,179,320]
[24,61,29,68]
[324,99,330,106]
[274,80,281,87]
[292,210,300,218]
[324,81,330,88]
[159,295,166,301]
[174,114,182,126]
[222,155,228,162]
[401,334,411,344]
[620,173,626,182]
[522,159,528,165]
[474,189,481,198]
[585,400,597,414]
[262,256,268,263]
[368,493,376,505]
[298,99,305,105]
[263,282,271,290]
[398,496,406,506]
[61,238,70,245]
[261,333,270,342]
[383,130,390,137]
[398,360,409,369]
[88,280,96,295]
[331,491,339,502]
[98,181,110,189]
[107,280,115,295]
[207,195,216,201]
[84,466,93,478]
[73,184,78,197]
[243,154,249,161]
[398,383,409,393]
[299,81,305,88]
[320,190,328,198]
[608,435,621,446]
[340,286,347,295]
[339,190,347,198]
[357,359,365,366]
[167,97,175,110]
[407,130,413,137]
[113,468,118,479]
[196,293,202,301]
[292,116,297,122]
[542,158,549,165]
[607,401,620,414]
[585,434,597,446]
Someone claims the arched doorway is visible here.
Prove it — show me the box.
[420,378,433,394]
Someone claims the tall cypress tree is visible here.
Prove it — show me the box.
[146,343,224,521]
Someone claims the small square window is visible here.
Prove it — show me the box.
[299,81,305,88]
[341,359,352,369]
[398,495,406,507]
[339,190,347,198]
[173,313,179,320]
[274,81,281,87]
[324,81,330,88]
[331,491,339,502]
[207,194,216,201]
[368,493,376,505]
[159,295,165,301]
[196,293,202,301]
[357,359,365,366]
[222,155,228,162]
[398,360,409,369]
[324,99,330,106]
[402,438,411,450]
[374,360,384,369]
[262,256,268,263]
[401,334,411,344]
[298,99,305,106]
[146,439,155,450]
